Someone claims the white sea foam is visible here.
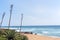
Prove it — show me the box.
[42,31,48,34]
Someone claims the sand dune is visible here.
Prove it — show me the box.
[24,34,60,40]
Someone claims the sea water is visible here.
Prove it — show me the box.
[1,26,60,37]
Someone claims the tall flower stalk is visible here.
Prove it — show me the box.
[0,12,5,29]
[8,4,13,29]
[20,14,23,34]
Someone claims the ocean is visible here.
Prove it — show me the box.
[1,26,60,37]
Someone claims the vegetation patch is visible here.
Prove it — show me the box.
[0,29,28,40]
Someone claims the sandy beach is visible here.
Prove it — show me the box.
[24,34,60,40]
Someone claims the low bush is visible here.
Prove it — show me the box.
[0,29,28,40]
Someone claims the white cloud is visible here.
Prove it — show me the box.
[22,5,60,25]
[23,15,60,25]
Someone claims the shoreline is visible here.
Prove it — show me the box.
[1,28,60,38]
[21,32,60,38]
[36,34,60,38]
[1,28,60,39]
[24,34,60,40]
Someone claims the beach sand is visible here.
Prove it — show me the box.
[24,34,60,40]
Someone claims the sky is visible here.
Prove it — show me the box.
[0,0,60,26]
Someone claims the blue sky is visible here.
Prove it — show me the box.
[0,0,60,26]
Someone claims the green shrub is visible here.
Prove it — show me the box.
[0,37,7,40]
[0,29,28,40]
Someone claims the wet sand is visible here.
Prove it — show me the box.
[24,34,60,40]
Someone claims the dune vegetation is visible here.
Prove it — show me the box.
[0,29,28,40]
